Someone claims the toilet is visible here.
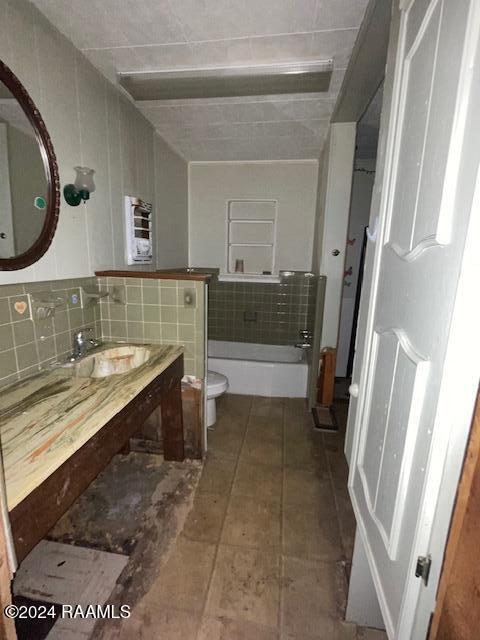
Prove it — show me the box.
[206,370,229,427]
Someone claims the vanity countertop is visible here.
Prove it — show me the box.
[0,343,183,511]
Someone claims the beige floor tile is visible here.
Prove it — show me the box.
[205,544,281,629]
[283,504,343,561]
[182,492,228,544]
[142,538,216,613]
[281,556,338,637]
[251,396,285,419]
[198,615,279,640]
[198,454,236,495]
[117,605,200,639]
[282,419,310,435]
[284,436,328,472]
[222,494,281,550]
[240,435,283,467]
[284,418,312,442]
[207,427,244,459]
[246,415,284,443]
[215,410,249,434]
[232,459,283,503]
[283,467,334,509]
[284,397,310,416]
[217,393,253,417]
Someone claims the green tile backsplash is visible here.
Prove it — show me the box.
[0,269,313,387]
[0,269,317,386]
[98,277,205,378]
[208,272,317,345]
[0,275,207,389]
[0,277,101,389]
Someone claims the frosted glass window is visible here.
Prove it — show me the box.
[227,200,276,274]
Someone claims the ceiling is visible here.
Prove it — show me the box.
[32,0,370,161]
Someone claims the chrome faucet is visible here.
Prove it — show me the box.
[71,328,99,360]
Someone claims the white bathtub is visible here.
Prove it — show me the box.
[208,340,308,397]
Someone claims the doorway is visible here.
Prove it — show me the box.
[336,84,383,382]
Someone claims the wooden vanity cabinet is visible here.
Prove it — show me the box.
[9,355,185,563]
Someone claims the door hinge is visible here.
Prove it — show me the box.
[415,555,432,586]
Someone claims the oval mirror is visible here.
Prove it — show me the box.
[0,60,59,270]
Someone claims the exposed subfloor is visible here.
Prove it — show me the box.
[96,394,386,639]
[13,454,202,640]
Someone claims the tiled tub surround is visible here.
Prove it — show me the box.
[208,272,317,345]
[98,276,205,378]
[0,277,101,389]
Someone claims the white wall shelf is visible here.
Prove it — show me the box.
[229,243,274,247]
[227,199,277,275]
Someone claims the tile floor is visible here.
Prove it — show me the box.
[113,394,386,639]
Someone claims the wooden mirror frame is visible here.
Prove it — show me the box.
[0,60,60,271]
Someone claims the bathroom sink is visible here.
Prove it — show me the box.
[57,345,151,379]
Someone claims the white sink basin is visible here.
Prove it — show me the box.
[59,345,151,378]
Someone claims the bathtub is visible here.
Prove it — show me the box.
[208,340,308,397]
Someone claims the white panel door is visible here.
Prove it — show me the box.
[348,0,480,636]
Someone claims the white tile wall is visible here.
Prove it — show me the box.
[0,0,188,285]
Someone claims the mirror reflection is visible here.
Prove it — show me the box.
[0,81,47,259]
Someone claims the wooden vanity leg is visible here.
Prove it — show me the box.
[161,376,185,461]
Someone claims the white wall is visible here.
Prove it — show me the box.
[154,136,189,269]
[0,0,188,285]
[336,159,376,376]
[312,123,356,349]
[307,142,330,408]
[312,138,330,274]
[188,161,319,272]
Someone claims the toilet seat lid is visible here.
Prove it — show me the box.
[207,370,228,393]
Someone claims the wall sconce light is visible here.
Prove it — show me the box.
[63,166,96,206]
